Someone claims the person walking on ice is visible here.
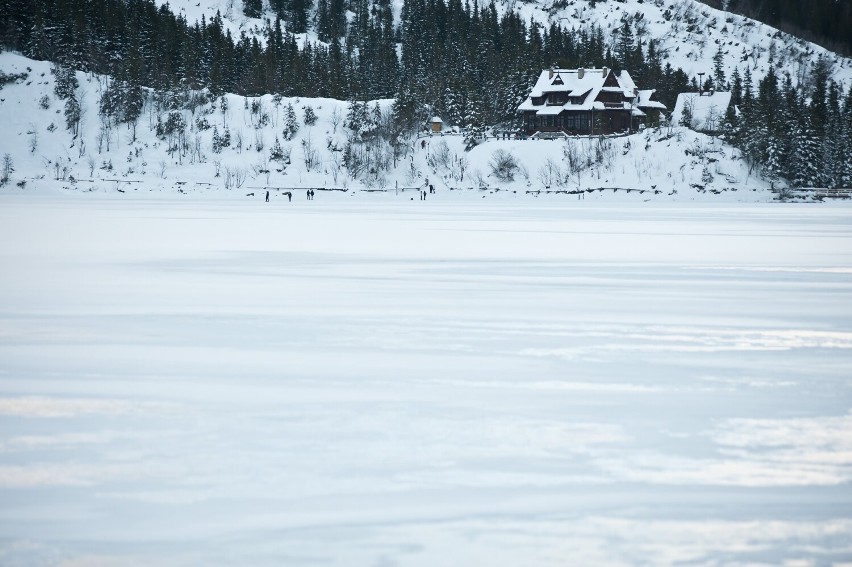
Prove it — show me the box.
[265,190,269,202]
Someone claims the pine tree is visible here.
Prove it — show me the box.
[840,86,852,188]
[392,82,419,134]
[463,90,485,150]
[825,81,844,188]
[346,98,368,135]
[729,68,743,108]
[290,0,309,33]
[283,102,299,139]
[761,133,784,186]
[53,63,79,100]
[64,95,81,137]
[99,78,123,124]
[123,80,144,141]
[270,136,285,161]
[212,126,223,153]
[788,109,819,187]
[713,44,726,90]
[615,20,634,72]
[317,0,331,41]
[303,105,318,125]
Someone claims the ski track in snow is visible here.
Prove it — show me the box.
[0,196,851,566]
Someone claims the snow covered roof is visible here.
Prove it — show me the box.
[637,90,667,110]
[527,68,635,98]
[519,68,638,115]
[431,116,443,123]
[671,92,732,130]
[535,106,566,116]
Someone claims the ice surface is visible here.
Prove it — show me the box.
[1,195,851,566]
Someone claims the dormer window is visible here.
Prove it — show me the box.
[551,73,564,85]
[547,93,567,105]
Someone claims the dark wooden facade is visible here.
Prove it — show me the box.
[518,69,648,136]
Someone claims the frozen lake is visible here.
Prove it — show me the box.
[1,195,852,566]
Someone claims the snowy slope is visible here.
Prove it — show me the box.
[515,0,852,87]
[160,0,319,47]
[0,51,776,201]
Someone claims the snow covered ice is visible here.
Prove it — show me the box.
[1,194,852,566]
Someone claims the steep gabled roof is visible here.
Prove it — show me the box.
[519,68,638,114]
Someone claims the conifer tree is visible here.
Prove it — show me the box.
[64,96,81,137]
[290,0,309,33]
[304,105,318,126]
[615,20,634,71]
[709,46,724,88]
[788,108,819,187]
[53,63,79,100]
[283,102,299,139]
[463,90,485,150]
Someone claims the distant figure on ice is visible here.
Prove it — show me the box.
[429,184,434,194]
[286,192,292,202]
[265,190,269,202]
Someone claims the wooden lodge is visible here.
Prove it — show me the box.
[518,67,666,136]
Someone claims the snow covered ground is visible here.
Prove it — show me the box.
[1,51,778,203]
[1,194,851,566]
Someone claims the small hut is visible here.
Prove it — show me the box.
[430,116,443,133]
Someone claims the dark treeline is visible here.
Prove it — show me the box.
[0,0,690,127]
[698,0,852,56]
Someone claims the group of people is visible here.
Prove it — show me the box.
[419,180,435,200]
[264,190,309,202]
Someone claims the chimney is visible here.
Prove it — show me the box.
[549,68,554,79]
[578,67,585,79]
[602,66,608,77]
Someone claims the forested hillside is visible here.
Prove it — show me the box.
[1,0,851,190]
[0,0,693,129]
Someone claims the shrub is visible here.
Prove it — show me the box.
[489,149,519,182]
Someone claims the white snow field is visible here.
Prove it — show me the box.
[1,194,852,566]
